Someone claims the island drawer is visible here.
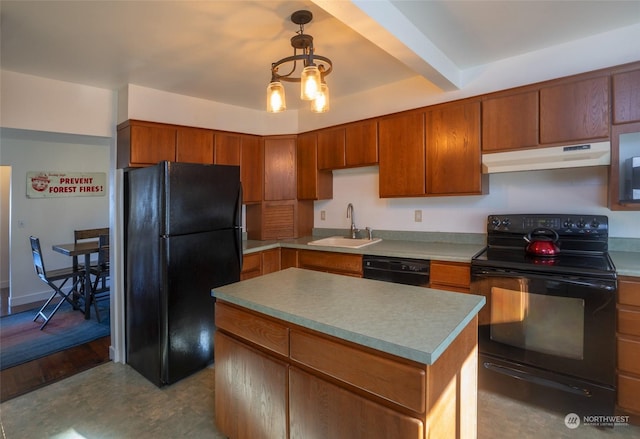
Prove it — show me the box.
[215,302,289,356]
[290,329,425,413]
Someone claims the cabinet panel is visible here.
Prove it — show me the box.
[240,253,262,280]
[426,101,483,195]
[430,261,470,292]
[281,248,298,269]
[482,91,539,151]
[618,374,640,414]
[378,111,426,197]
[618,307,640,337]
[216,302,289,356]
[261,248,281,275]
[176,127,213,164]
[117,121,177,168]
[214,132,241,165]
[539,76,610,144]
[297,250,362,276]
[264,136,297,201]
[214,331,288,439]
[240,135,263,204]
[345,119,378,166]
[618,337,640,376]
[619,277,640,307]
[317,127,346,170]
[290,330,425,412]
[289,367,423,439]
[297,132,332,200]
[613,68,640,125]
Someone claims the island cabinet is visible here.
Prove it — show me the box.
[617,276,640,415]
[213,271,482,439]
[296,132,333,201]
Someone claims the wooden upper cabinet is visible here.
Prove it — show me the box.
[613,68,640,125]
[297,132,332,200]
[240,134,263,204]
[482,91,539,152]
[317,127,346,170]
[117,120,177,168]
[539,75,610,144]
[378,111,426,197]
[264,136,297,201]
[176,127,213,164]
[345,119,378,166]
[426,101,483,195]
[214,132,241,165]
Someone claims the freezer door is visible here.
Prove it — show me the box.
[164,162,241,235]
[162,228,242,385]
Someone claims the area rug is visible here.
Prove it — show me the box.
[0,300,110,370]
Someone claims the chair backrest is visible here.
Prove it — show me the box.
[74,227,109,243]
[29,236,48,281]
[98,234,110,268]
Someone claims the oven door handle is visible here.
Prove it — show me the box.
[473,268,616,291]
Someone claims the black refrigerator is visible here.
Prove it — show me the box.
[125,161,242,387]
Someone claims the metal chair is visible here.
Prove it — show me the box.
[73,227,109,271]
[30,236,85,330]
[89,234,110,322]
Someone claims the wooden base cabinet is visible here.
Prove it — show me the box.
[215,301,479,439]
[430,261,471,293]
[617,276,640,415]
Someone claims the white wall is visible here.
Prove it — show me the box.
[0,129,110,306]
[315,166,640,239]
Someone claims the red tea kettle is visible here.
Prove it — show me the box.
[524,227,561,257]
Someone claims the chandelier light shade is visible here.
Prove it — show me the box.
[267,10,333,113]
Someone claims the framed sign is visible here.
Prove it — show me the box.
[27,171,106,198]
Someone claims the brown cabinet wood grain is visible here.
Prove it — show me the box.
[264,136,297,201]
[240,252,262,280]
[297,132,332,200]
[617,276,640,415]
[378,111,426,197]
[426,101,483,195]
[214,132,240,165]
[176,127,213,164]
[430,261,471,293]
[345,119,378,166]
[613,67,640,125]
[240,134,263,204]
[297,249,362,277]
[245,200,313,240]
[539,75,610,144]
[317,127,346,170]
[482,90,539,152]
[117,120,176,168]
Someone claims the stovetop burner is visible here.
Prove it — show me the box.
[473,214,616,278]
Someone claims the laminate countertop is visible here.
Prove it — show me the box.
[212,268,485,365]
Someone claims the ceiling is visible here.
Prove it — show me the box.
[1,1,639,111]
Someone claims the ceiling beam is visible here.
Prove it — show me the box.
[312,0,461,91]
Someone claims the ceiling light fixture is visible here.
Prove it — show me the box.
[267,10,333,113]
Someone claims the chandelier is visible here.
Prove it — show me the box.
[267,10,333,113]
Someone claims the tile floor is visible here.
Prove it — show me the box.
[1,361,639,438]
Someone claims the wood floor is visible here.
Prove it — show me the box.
[0,287,111,402]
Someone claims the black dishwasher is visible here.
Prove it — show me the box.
[362,255,430,286]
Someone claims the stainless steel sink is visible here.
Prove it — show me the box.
[307,236,382,249]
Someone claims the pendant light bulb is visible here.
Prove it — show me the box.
[311,81,330,113]
[300,65,321,100]
[266,80,286,113]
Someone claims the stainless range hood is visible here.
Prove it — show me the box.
[482,141,611,174]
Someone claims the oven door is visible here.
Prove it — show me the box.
[470,266,616,387]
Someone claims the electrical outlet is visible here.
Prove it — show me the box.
[414,210,422,222]
[320,210,326,221]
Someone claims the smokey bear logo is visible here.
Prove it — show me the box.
[31,173,50,192]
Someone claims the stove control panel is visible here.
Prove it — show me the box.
[487,214,609,236]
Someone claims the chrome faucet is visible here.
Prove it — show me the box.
[346,203,359,238]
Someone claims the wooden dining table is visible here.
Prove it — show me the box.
[52,240,99,319]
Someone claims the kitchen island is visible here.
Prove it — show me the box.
[211,268,486,439]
